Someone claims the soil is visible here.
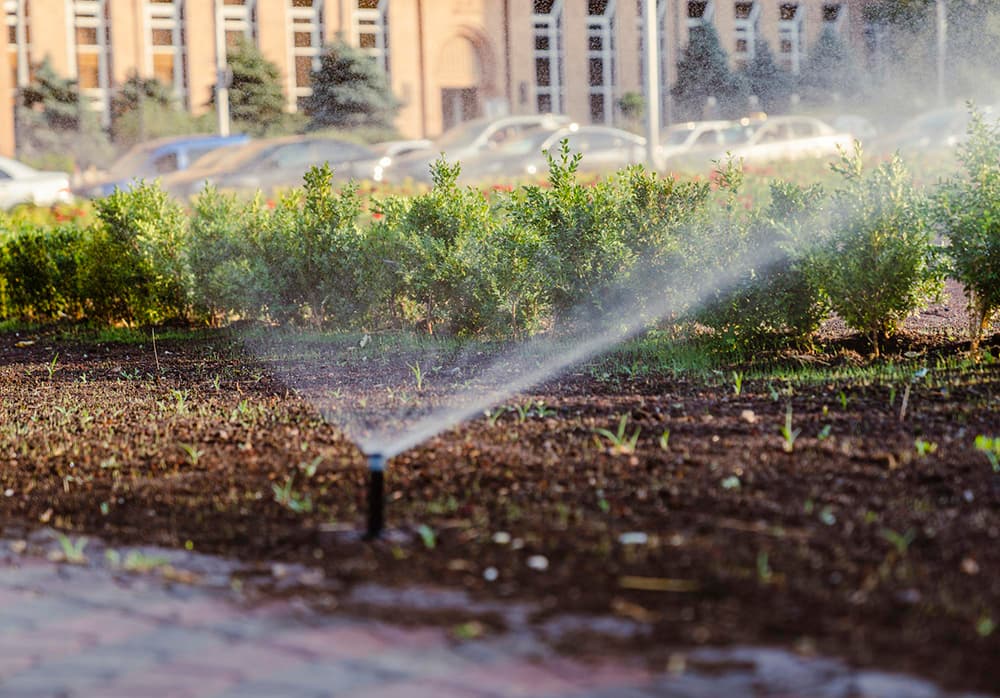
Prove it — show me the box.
[1,294,999,693]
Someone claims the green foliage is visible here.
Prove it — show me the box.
[212,37,290,136]
[186,186,272,322]
[697,176,829,350]
[0,222,84,320]
[305,40,400,131]
[811,145,942,355]
[85,182,190,324]
[671,24,747,120]
[935,108,1000,353]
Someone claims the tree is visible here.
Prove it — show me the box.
[110,74,210,146]
[740,39,793,115]
[798,28,863,105]
[210,37,289,136]
[671,24,747,121]
[16,58,111,171]
[304,40,400,131]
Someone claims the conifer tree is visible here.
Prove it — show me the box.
[799,28,863,105]
[671,24,747,120]
[304,40,400,131]
[741,39,793,114]
[210,37,289,135]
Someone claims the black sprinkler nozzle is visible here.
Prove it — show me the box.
[365,452,386,540]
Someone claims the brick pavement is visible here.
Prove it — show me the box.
[0,539,991,698]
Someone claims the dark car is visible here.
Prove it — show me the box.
[77,134,250,198]
[205,137,381,194]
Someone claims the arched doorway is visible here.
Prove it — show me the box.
[435,34,488,131]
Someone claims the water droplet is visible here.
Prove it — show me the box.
[527,555,548,571]
[483,566,499,582]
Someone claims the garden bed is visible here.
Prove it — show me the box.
[1,320,998,693]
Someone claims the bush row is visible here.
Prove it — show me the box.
[2,117,999,355]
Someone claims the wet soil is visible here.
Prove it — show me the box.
[1,315,999,693]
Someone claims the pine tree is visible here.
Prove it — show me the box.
[799,28,863,105]
[209,37,289,136]
[304,40,400,131]
[671,24,747,121]
[16,58,111,170]
[741,39,793,115]
[110,74,190,145]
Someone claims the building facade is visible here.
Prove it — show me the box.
[0,0,869,158]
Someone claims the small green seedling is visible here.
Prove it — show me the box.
[914,439,937,457]
[817,424,832,440]
[409,361,424,391]
[54,532,88,564]
[46,353,59,380]
[417,524,437,549]
[974,435,1000,471]
[838,391,848,410]
[658,429,671,451]
[756,551,773,584]
[178,442,204,466]
[272,475,313,513]
[732,371,744,396]
[779,404,800,453]
[881,527,916,555]
[593,414,640,455]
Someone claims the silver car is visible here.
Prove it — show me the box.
[384,114,574,183]
[0,157,72,209]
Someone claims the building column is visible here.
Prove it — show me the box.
[186,0,216,114]
[0,19,13,157]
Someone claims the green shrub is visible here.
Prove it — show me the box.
[508,143,633,323]
[0,222,85,321]
[936,108,1000,354]
[812,145,942,356]
[84,182,189,325]
[697,178,829,350]
[250,164,370,327]
[187,186,274,322]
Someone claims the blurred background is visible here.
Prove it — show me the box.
[0,0,998,203]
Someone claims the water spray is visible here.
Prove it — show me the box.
[364,452,386,539]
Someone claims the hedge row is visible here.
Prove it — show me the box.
[2,116,999,356]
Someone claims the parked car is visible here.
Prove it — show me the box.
[384,114,574,183]
[457,125,648,182]
[872,104,997,155]
[659,119,753,170]
[203,136,382,194]
[370,139,433,182]
[726,116,855,164]
[77,134,250,198]
[0,157,73,209]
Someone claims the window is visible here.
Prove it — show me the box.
[777,2,803,74]
[532,0,564,114]
[733,1,759,65]
[71,0,112,123]
[221,0,256,47]
[686,0,713,29]
[4,0,29,92]
[145,0,186,100]
[354,0,388,77]
[586,0,616,125]
[822,3,844,33]
[287,0,323,111]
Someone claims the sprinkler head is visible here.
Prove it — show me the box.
[364,452,386,540]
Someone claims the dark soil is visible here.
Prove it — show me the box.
[1,315,999,693]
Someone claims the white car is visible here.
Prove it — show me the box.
[660,119,754,170]
[0,157,72,209]
[727,116,855,164]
